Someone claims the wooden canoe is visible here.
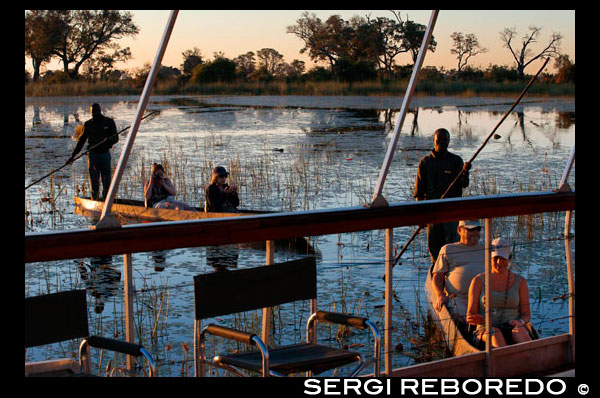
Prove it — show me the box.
[424,264,538,357]
[73,196,270,222]
[73,196,314,254]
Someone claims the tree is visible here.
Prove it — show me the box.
[366,15,405,78]
[500,25,562,79]
[256,48,285,76]
[450,32,487,79]
[181,47,203,76]
[287,12,345,70]
[554,54,575,83]
[234,51,256,80]
[83,46,132,81]
[401,18,437,64]
[25,10,68,81]
[51,10,139,78]
[191,57,236,83]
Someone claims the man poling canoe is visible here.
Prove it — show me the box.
[25,109,159,191]
[391,57,551,271]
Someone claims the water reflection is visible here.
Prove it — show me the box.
[77,255,120,314]
[206,245,239,271]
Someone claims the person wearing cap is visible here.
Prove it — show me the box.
[67,103,118,200]
[414,128,471,264]
[204,166,239,212]
[466,237,532,347]
[431,220,484,319]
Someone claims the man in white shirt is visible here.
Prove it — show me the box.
[431,220,484,319]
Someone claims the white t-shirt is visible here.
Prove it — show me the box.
[433,242,484,316]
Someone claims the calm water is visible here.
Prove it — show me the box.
[25,95,575,376]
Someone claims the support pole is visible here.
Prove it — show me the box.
[96,10,179,229]
[261,240,275,345]
[558,146,575,192]
[370,10,438,207]
[484,218,494,377]
[384,228,394,375]
[124,253,136,374]
[565,210,575,364]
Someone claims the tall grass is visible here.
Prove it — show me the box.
[25,79,575,97]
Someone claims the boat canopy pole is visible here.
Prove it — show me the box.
[370,10,439,207]
[558,146,575,192]
[96,10,179,229]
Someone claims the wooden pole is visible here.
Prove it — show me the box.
[484,218,494,377]
[384,228,394,375]
[564,210,575,364]
[124,253,136,374]
[261,240,275,345]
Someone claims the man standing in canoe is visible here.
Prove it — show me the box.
[67,103,118,201]
[414,128,471,264]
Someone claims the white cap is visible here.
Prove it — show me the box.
[491,237,512,259]
[458,220,481,230]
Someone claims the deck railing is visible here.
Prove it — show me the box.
[25,190,575,376]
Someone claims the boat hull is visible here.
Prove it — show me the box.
[74,196,267,222]
[424,264,482,357]
[73,196,314,254]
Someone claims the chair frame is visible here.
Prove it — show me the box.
[193,257,381,377]
[25,289,156,377]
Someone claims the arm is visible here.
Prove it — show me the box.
[144,178,154,200]
[510,277,531,327]
[69,126,89,160]
[413,160,426,200]
[460,159,470,188]
[432,272,448,311]
[161,178,177,196]
[466,276,484,325]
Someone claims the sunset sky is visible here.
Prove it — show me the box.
[29,10,575,75]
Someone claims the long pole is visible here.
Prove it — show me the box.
[370,10,439,207]
[24,111,158,191]
[392,57,550,268]
[96,10,179,229]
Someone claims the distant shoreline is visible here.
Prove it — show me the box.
[25,93,575,114]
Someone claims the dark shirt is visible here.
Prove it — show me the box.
[205,183,240,212]
[148,181,172,207]
[71,115,118,157]
[414,150,469,200]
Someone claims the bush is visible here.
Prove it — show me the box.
[191,58,237,83]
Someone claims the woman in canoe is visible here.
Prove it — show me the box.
[204,166,239,212]
[466,237,532,347]
[144,163,197,211]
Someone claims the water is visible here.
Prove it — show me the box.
[25,94,575,376]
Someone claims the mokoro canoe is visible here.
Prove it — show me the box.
[73,196,314,254]
[74,196,270,222]
[424,264,538,356]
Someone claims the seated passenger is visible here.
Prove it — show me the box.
[431,220,484,320]
[466,237,532,347]
[144,163,197,211]
[204,166,239,212]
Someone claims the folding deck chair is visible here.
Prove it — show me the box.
[193,257,381,377]
[25,289,155,377]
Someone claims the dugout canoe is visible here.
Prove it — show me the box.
[73,196,314,254]
[424,264,538,357]
[74,195,270,222]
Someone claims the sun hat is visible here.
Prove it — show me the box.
[212,166,229,177]
[458,220,481,230]
[491,237,512,260]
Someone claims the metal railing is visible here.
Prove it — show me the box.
[25,190,575,376]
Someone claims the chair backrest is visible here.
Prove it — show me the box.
[193,257,316,320]
[25,290,89,348]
